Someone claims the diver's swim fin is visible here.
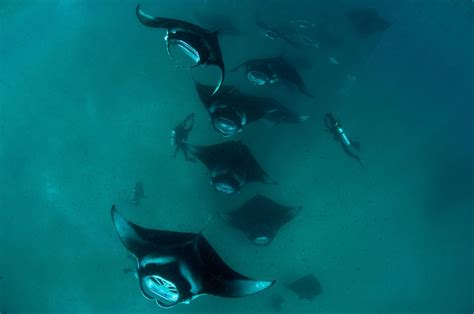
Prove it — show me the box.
[351,139,361,152]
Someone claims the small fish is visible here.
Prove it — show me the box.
[329,57,339,65]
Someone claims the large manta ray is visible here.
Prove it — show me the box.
[231,56,314,98]
[219,194,302,245]
[194,82,309,137]
[346,8,392,37]
[184,141,275,195]
[111,206,275,308]
[136,4,225,95]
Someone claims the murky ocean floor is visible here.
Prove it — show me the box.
[0,0,472,313]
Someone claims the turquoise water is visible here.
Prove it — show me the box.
[1,0,472,313]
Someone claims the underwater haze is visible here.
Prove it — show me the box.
[1,0,473,313]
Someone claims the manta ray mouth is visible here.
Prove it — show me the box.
[211,172,241,195]
[211,106,246,137]
[215,182,237,195]
[142,275,180,308]
[263,29,279,40]
[213,117,238,137]
[296,34,318,48]
[166,37,201,67]
[253,236,272,245]
[247,71,270,86]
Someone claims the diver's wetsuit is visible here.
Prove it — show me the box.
[172,113,195,161]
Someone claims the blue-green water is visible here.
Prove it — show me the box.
[1,0,473,313]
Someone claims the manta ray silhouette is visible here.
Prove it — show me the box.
[111,206,275,308]
[231,56,314,98]
[184,141,276,195]
[219,194,302,245]
[194,81,309,137]
[346,8,392,36]
[136,4,225,96]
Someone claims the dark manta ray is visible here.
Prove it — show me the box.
[184,141,275,195]
[219,194,302,245]
[194,81,309,137]
[111,206,275,308]
[231,57,314,98]
[136,4,225,96]
[346,8,392,36]
[286,274,322,301]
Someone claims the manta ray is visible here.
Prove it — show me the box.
[136,4,225,95]
[219,194,302,245]
[184,141,276,195]
[231,56,314,98]
[111,206,275,308]
[194,82,309,137]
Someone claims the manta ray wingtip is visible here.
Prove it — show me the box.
[135,4,142,17]
[289,205,303,218]
[259,280,277,292]
[221,278,276,297]
[110,204,118,219]
[210,65,225,96]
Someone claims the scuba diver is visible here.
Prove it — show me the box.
[130,181,144,205]
[325,113,363,167]
[171,113,196,161]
